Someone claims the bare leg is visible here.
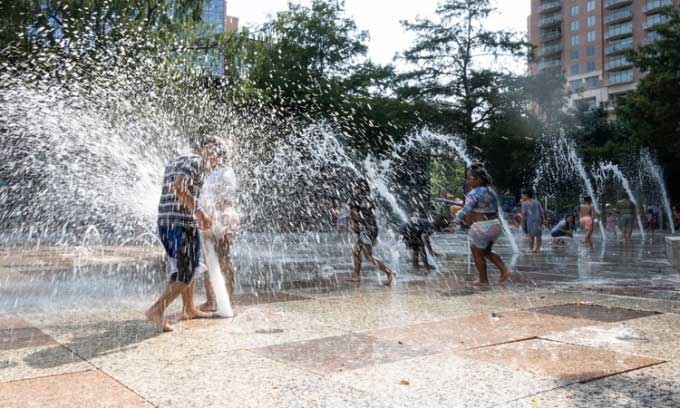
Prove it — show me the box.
[411,249,420,270]
[585,228,593,248]
[534,235,542,253]
[145,282,186,332]
[181,280,213,320]
[349,242,362,282]
[420,246,431,273]
[470,245,489,285]
[200,274,217,312]
[485,251,512,283]
[361,245,394,286]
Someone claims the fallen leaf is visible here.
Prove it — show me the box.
[400,379,410,386]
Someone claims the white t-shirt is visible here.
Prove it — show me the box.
[201,167,240,236]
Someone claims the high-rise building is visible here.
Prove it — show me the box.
[529,0,679,109]
[201,0,239,76]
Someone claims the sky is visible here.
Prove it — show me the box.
[227,0,531,72]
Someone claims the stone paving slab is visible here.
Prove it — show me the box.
[331,352,561,408]
[1,316,56,351]
[23,305,348,363]
[499,361,680,408]
[542,313,680,360]
[0,344,92,383]
[250,333,431,375]
[366,310,598,353]
[594,295,680,315]
[456,338,664,384]
[0,370,153,407]
[94,349,392,408]
[528,303,660,322]
[0,314,92,383]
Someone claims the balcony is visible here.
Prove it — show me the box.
[644,15,671,30]
[540,14,562,27]
[605,9,633,24]
[605,57,633,70]
[539,59,562,70]
[607,70,634,85]
[644,31,664,44]
[604,24,633,40]
[541,30,562,42]
[605,38,634,54]
[538,44,563,57]
[605,0,633,9]
[540,0,563,13]
[643,0,673,13]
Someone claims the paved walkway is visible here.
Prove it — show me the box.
[1,234,680,407]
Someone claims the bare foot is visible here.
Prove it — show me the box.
[347,274,362,283]
[384,271,394,286]
[180,309,215,321]
[199,302,217,313]
[145,308,174,332]
[499,272,513,284]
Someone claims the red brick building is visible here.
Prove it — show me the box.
[529,0,680,108]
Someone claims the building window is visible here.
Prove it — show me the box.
[587,16,596,27]
[587,46,596,56]
[587,61,596,72]
[571,5,579,17]
[571,63,580,75]
[587,31,596,42]
[571,20,580,31]
[570,79,584,91]
[571,35,580,46]
[586,76,599,89]
[587,0,596,12]
[608,69,634,85]
[571,49,580,60]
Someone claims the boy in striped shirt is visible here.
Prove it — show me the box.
[145,137,221,332]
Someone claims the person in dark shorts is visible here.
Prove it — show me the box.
[349,179,394,286]
[400,209,437,272]
[550,214,575,244]
[145,137,221,332]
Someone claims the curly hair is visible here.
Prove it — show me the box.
[466,162,493,186]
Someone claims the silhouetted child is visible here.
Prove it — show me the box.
[400,210,437,273]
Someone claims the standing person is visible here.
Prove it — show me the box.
[145,137,221,332]
[550,214,576,244]
[349,179,394,286]
[606,210,619,239]
[400,209,437,273]
[617,197,636,242]
[579,196,596,248]
[646,209,655,237]
[454,163,511,286]
[199,166,240,314]
[520,189,544,254]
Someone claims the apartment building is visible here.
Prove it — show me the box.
[529,0,679,108]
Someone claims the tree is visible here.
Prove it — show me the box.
[617,7,680,201]
[398,0,526,141]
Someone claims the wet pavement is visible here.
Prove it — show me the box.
[1,232,680,407]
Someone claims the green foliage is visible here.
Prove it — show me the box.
[430,158,465,198]
[398,0,527,141]
[617,7,680,200]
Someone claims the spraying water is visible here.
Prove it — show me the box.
[534,133,607,240]
[597,162,645,239]
[641,150,675,234]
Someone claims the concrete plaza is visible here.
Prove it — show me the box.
[1,233,679,407]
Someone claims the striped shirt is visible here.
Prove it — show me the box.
[157,154,205,227]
